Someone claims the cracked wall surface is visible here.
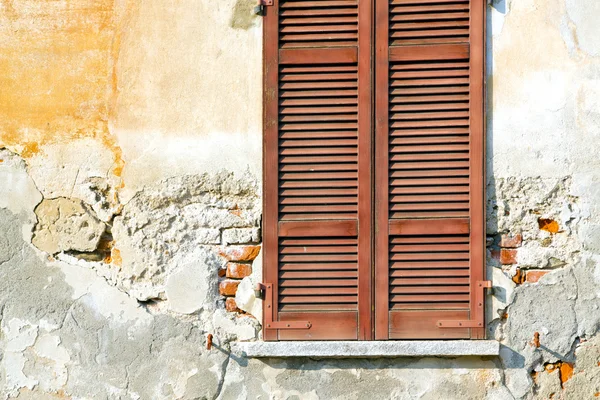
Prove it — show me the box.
[1,0,600,399]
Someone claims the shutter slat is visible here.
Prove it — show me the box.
[279,296,358,304]
[390,294,470,302]
[280,279,357,287]
[280,188,358,196]
[280,287,358,295]
[390,269,470,277]
[280,271,358,278]
[280,245,358,253]
[390,261,469,269]
[281,262,357,270]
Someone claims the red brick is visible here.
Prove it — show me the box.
[226,262,252,279]
[219,280,240,296]
[500,249,518,265]
[501,233,522,248]
[526,270,549,283]
[218,245,261,262]
[225,297,241,312]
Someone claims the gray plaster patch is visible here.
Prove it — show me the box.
[505,268,579,366]
[0,208,230,399]
[219,357,510,400]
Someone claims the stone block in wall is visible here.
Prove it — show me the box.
[32,198,106,254]
[226,262,252,279]
[218,245,261,262]
[222,228,261,245]
[225,297,241,312]
[501,233,523,248]
[219,279,240,296]
[500,249,518,265]
[195,228,221,244]
[525,270,549,283]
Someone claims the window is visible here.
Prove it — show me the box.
[262,0,486,341]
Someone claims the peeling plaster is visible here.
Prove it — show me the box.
[1,0,600,399]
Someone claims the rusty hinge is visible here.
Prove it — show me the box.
[260,283,312,330]
[254,0,273,16]
[437,280,492,328]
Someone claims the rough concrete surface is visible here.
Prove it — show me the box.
[1,0,600,398]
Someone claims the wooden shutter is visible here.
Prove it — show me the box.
[263,0,373,340]
[374,0,486,339]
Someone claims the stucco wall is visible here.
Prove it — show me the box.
[1,0,600,398]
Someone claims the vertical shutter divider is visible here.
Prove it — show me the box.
[374,0,390,340]
[357,0,374,341]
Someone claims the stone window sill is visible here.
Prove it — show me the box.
[233,340,500,358]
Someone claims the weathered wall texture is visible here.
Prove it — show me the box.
[1,0,600,398]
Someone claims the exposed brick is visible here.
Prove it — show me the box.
[225,297,241,312]
[226,262,252,279]
[218,268,226,278]
[526,270,549,283]
[219,280,240,296]
[218,245,261,262]
[500,233,522,248]
[500,248,518,265]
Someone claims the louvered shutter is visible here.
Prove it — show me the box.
[263,0,373,340]
[374,0,486,339]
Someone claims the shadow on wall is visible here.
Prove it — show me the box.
[486,0,500,296]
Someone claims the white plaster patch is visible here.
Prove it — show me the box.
[165,260,211,314]
[26,138,121,221]
[0,149,42,240]
[1,318,39,396]
[30,334,70,392]
[57,261,153,325]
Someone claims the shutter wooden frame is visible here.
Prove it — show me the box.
[262,0,373,341]
[262,0,486,341]
[374,0,486,340]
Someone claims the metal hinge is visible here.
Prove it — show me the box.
[259,283,312,330]
[437,280,492,328]
[254,0,273,16]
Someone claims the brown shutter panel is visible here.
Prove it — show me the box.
[374,0,486,339]
[263,0,373,340]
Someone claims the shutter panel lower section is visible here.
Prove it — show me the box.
[263,0,372,341]
[375,0,485,339]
